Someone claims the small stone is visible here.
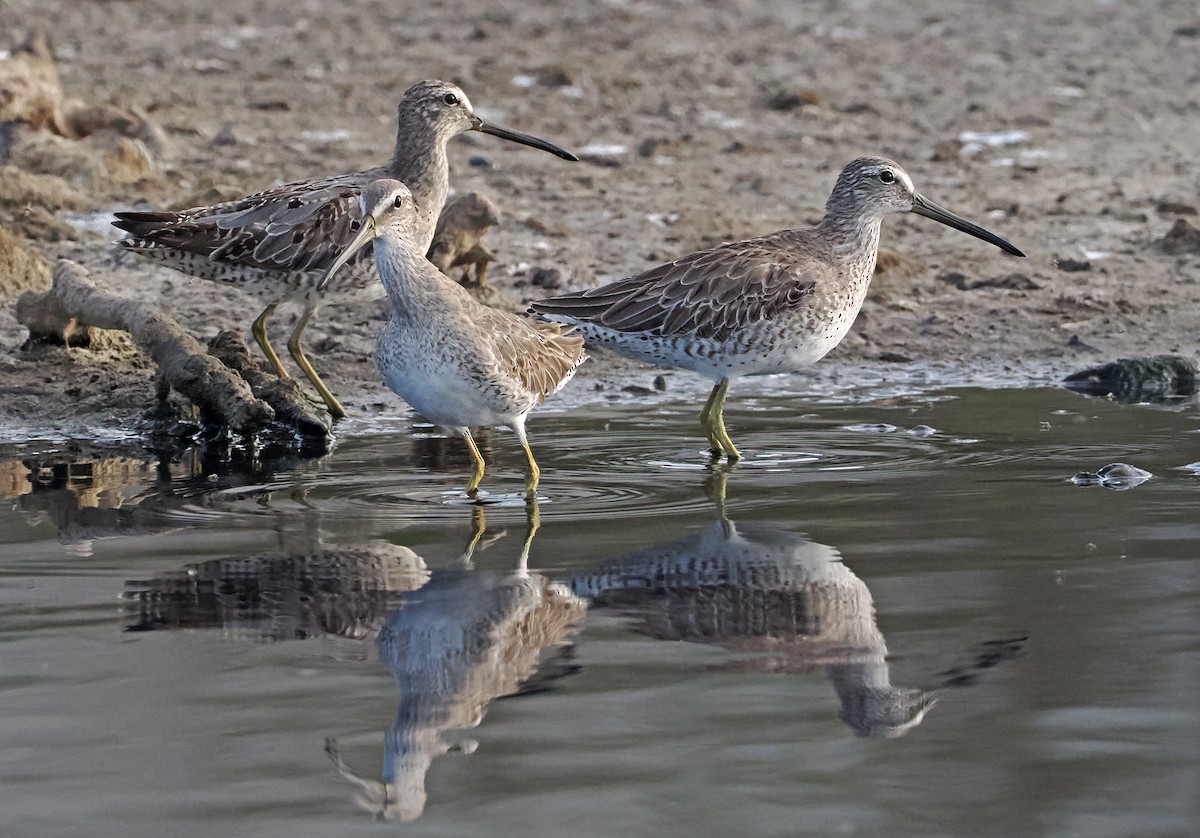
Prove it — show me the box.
[878,351,912,362]
[210,124,238,146]
[528,267,563,290]
[1155,218,1200,255]
[467,155,493,170]
[534,65,573,87]
[764,87,821,111]
[975,272,1040,290]
[1055,258,1090,272]
[938,271,970,290]
[621,385,654,396]
[523,215,569,237]
[946,272,1040,291]
[653,375,667,391]
[1155,199,1197,216]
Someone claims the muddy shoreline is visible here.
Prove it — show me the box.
[1,0,1197,446]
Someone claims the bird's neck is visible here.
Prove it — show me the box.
[815,211,884,263]
[387,131,451,253]
[374,233,446,315]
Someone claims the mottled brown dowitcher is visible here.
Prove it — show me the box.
[531,156,1024,460]
[113,80,576,418]
[320,179,586,500]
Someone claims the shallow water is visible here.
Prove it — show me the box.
[2,385,1198,837]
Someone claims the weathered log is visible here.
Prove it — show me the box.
[15,259,275,434]
[206,331,332,438]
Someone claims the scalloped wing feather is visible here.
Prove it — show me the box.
[533,233,821,342]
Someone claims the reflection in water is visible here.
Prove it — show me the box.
[0,442,323,546]
[0,454,161,546]
[124,542,429,640]
[569,471,937,738]
[326,506,588,821]
[121,505,586,823]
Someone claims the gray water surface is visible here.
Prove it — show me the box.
[2,386,1198,837]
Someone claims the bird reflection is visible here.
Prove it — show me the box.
[124,541,430,640]
[325,504,588,821]
[568,469,937,738]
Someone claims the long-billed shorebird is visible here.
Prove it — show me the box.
[113,80,576,418]
[320,179,585,500]
[531,156,1024,460]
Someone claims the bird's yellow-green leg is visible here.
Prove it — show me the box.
[515,425,540,501]
[699,381,724,455]
[287,303,347,419]
[462,505,487,563]
[251,302,289,380]
[709,378,741,462]
[461,429,487,500]
[516,500,540,572]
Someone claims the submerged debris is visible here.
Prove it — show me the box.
[1064,355,1197,402]
[1071,463,1152,491]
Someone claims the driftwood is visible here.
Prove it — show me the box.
[14,259,329,437]
[206,330,331,438]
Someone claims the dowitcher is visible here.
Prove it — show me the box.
[113,80,576,418]
[531,156,1024,460]
[320,179,586,500]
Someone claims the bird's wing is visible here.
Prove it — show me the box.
[530,233,819,342]
[113,170,381,274]
[475,308,587,403]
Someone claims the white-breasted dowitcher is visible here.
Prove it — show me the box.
[531,156,1024,460]
[113,80,576,418]
[320,179,586,500]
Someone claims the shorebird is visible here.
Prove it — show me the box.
[531,156,1024,460]
[113,80,576,418]
[320,179,586,500]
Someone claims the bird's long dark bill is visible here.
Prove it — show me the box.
[911,193,1025,257]
[476,122,578,161]
[317,217,377,293]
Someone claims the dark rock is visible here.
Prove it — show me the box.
[528,267,563,290]
[1155,199,1197,216]
[941,271,1040,291]
[210,124,238,146]
[653,375,668,391]
[1155,218,1200,255]
[764,87,820,111]
[534,65,573,87]
[975,273,1040,290]
[621,385,654,396]
[878,351,912,362]
[1173,24,1200,37]
[938,271,970,290]
[1055,258,1090,272]
[467,155,493,170]
[1063,355,1197,401]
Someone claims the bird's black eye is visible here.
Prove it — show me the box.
[878,170,896,184]
[443,92,459,105]
[393,194,404,209]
